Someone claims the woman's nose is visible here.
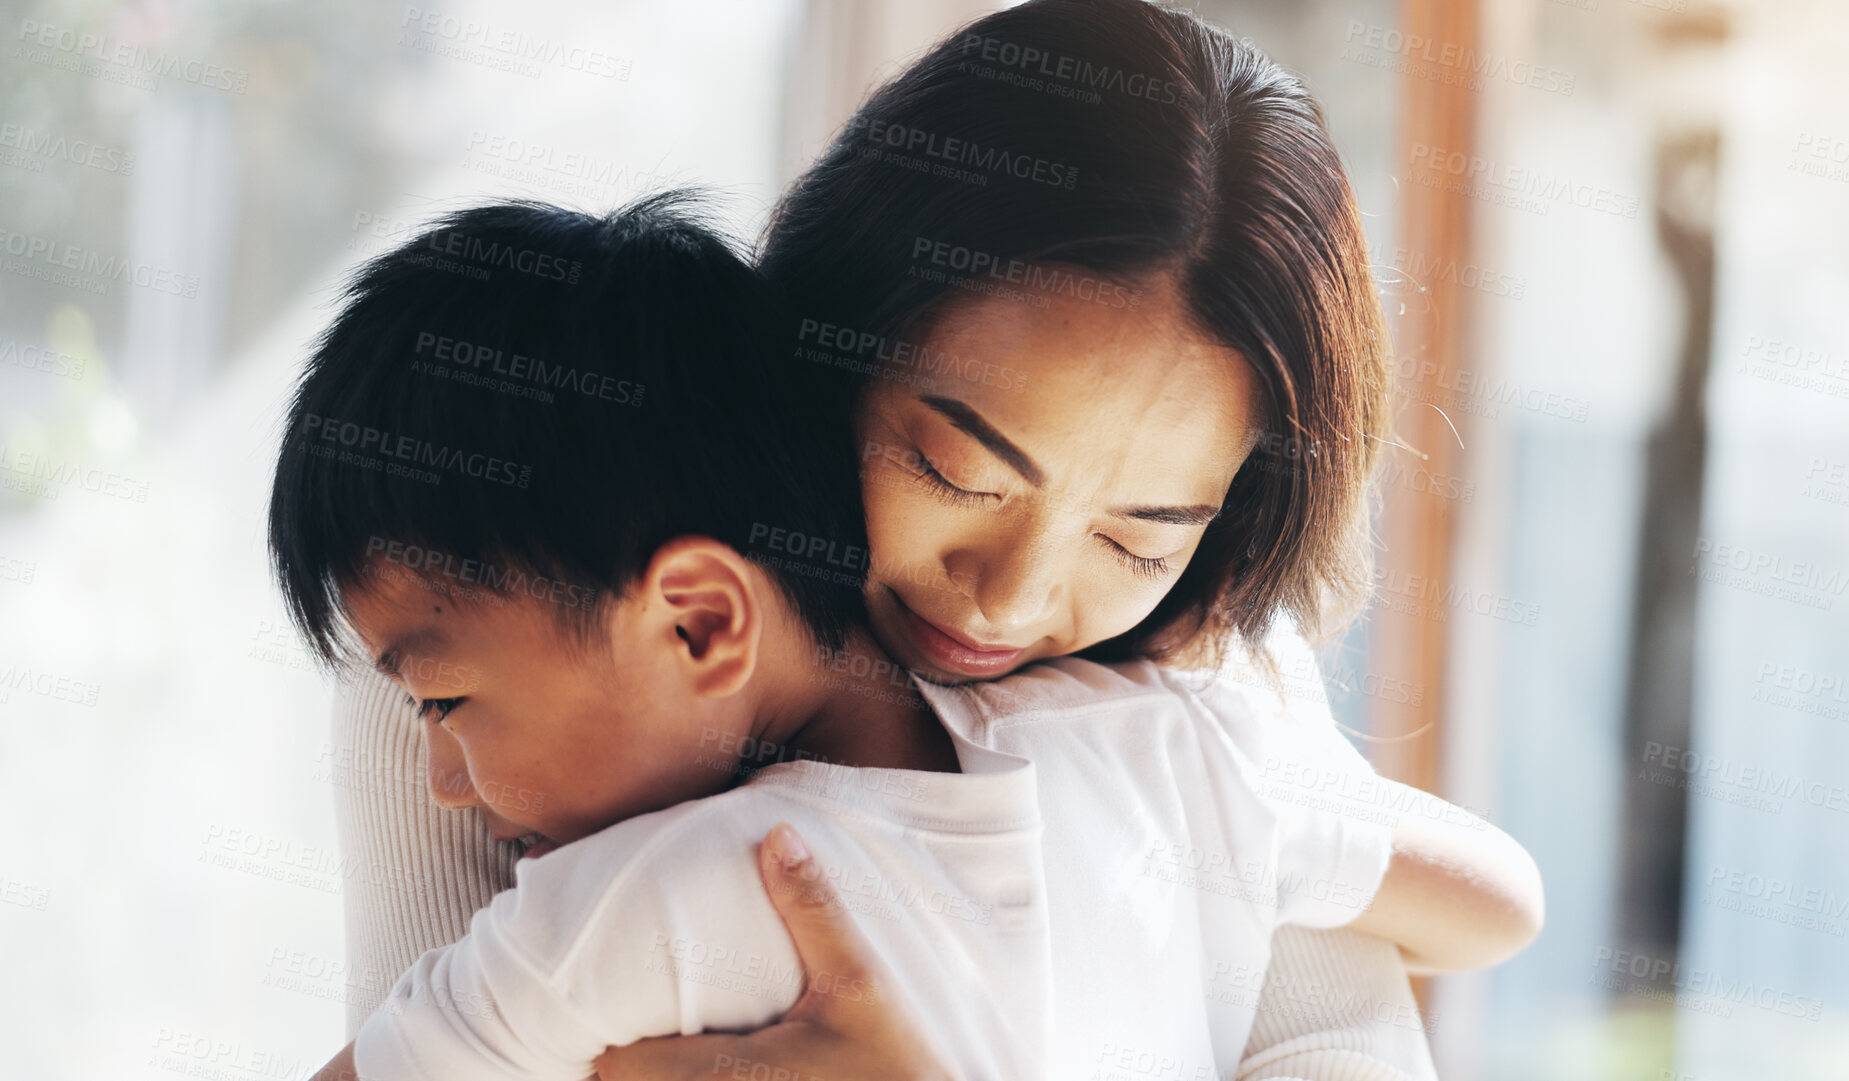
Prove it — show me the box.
[956,535,1062,634]
[422,717,480,810]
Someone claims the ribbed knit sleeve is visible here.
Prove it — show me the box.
[332,667,518,1038]
[1235,915,1439,1079]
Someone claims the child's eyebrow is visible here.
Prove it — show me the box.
[373,628,451,678]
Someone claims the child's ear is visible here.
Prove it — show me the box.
[639,537,764,699]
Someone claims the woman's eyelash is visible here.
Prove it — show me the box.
[1101,537,1173,580]
[905,447,1172,578]
[912,457,996,507]
[404,694,463,723]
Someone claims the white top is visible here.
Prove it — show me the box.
[352,656,1394,1081]
[920,658,1396,1076]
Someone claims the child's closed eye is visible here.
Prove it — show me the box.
[404,693,464,724]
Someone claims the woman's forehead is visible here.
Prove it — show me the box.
[903,282,1259,481]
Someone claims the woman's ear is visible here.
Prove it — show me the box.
[638,537,764,699]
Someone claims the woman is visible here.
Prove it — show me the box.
[333,1,1460,1075]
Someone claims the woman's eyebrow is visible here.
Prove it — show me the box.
[1108,503,1222,526]
[919,394,1220,524]
[918,395,1045,486]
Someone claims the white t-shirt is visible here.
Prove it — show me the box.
[352,657,1393,1081]
[921,657,1395,1078]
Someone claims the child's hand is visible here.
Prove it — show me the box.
[1348,788,1546,972]
[594,823,962,1081]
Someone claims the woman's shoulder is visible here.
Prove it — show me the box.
[948,655,1176,723]
[1167,620,1334,717]
[938,622,1340,738]
[951,646,1277,723]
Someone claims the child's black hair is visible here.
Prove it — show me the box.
[268,192,865,668]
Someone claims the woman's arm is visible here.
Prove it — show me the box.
[308,1042,357,1081]
[330,667,518,1034]
[1237,926,1437,1081]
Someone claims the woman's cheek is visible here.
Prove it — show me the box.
[860,473,926,581]
[1073,568,1174,649]
[858,455,911,529]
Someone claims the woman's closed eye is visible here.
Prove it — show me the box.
[911,455,1000,508]
[404,694,464,724]
[1098,534,1174,579]
[907,442,1179,578]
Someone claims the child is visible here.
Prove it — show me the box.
[272,195,1538,1081]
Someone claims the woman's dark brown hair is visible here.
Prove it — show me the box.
[761,0,1389,667]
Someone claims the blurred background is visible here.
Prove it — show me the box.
[1,0,1844,1078]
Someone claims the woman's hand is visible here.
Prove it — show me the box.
[594,823,961,1081]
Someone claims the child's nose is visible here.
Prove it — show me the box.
[422,717,480,810]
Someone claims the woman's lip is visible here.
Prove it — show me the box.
[888,590,1026,676]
